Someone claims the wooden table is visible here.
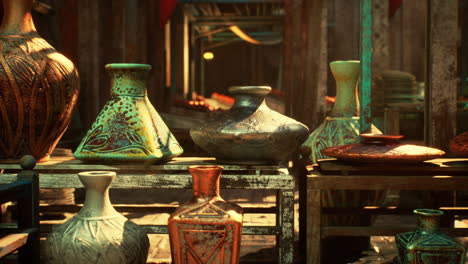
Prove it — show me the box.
[306,158,468,264]
[0,157,295,264]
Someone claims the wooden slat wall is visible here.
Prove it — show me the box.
[425,0,459,150]
[71,1,166,130]
[283,0,328,131]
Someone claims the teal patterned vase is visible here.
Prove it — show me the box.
[302,60,380,164]
[396,209,466,264]
[74,63,183,163]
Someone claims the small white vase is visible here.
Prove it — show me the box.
[45,171,149,264]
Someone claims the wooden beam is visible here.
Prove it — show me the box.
[425,0,459,149]
[359,0,373,133]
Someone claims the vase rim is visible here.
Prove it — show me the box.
[188,165,224,171]
[330,60,360,65]
[414,208,444,216]
[78,171,116,178]
[228,86,271,95]
[105,63,152,70]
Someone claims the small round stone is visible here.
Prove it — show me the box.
[20,155,36,170]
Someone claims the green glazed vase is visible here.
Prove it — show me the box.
[74,63,183,163]
[396,209,466,264]
[302,60,380,164]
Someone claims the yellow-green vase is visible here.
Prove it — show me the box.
[74,63,183,163]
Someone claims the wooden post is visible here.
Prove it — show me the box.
[425,0,458,149]
[359,0,373,133]
[283,0,327,131]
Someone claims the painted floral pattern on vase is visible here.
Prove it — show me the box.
[74,63,183,163]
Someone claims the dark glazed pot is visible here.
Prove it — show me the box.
[168,166,243,264]
[0,0,79,161]
[396,209,466,264]
[190,86,309,164]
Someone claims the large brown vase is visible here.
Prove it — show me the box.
[0,0,79,161]
[45,171,149,264]
[168,166,243,264]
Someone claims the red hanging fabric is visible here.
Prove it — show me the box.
[160,0,177,27]
[389,0,403,17]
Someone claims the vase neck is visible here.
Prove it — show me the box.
[77,171,119,218]
[330,61,360,117]
[415,209,442,233]
[231,94,266,110]
[0,0,37,35]
[189,166,223,198]
[106,66,150,97]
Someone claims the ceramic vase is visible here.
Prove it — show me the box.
[74,63,183,163]
[303,60,380,164]
[0,0,79,162]
[396,209,466,264]
[45,171,149,264]
[168,166,243,264]
[190,86,309,164]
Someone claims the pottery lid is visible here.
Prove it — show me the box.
[228,86,271,95]
[321,134,446,164]
[105,63,152,70]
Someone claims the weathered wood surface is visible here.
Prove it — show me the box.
[313,158,468,175]
[40,224,279,236]
[359,0,373,133]
[0,173,294,189]
[322,226,468,238]
[308,174,468,191]
[283,0,327,131]
[0,232,29,258]
[425,0,459,150]
[307,189,321,264]
[0,157,283,172]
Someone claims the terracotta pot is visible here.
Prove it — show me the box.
[321,134,446,163]
[302,60,381,164]
[396,209,466,264]
[74,63,183,163]
[168,166,243,264]
[190,86,309,164]
[45,171,149,264]
[450,131,468,157]
[0,0,79,162]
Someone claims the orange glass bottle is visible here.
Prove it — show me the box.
[168,166,243,264]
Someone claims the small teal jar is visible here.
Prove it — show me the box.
[396,209,466,264]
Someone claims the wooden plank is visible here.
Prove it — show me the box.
[322,207,468,215]
[0,174,294,189]
[0,157,282,172]
[283,0,327,130]
[313,158,468,174]
[307,174,468,191]
[425,0,459,150]
[40,224,279,236]
[277,190,294,264]
[322,226,468,237]
[359,0,373,133]
[0,233,29,258]
[307,189,321,264]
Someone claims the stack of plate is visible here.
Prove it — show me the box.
[376,70,421,104]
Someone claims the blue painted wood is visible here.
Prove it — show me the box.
[359,0,373,133]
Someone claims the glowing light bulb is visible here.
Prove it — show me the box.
[203,52,214,60]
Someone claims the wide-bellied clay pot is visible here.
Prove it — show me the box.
[322,134,446,163]
[450,131,468,157]
[168,166,243,264]
[74,63,183,163]
[190,86,309,164]
[0,0,79,162]
[302,60,380,164]
[396,209,466,264]
[45,171,149,264]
